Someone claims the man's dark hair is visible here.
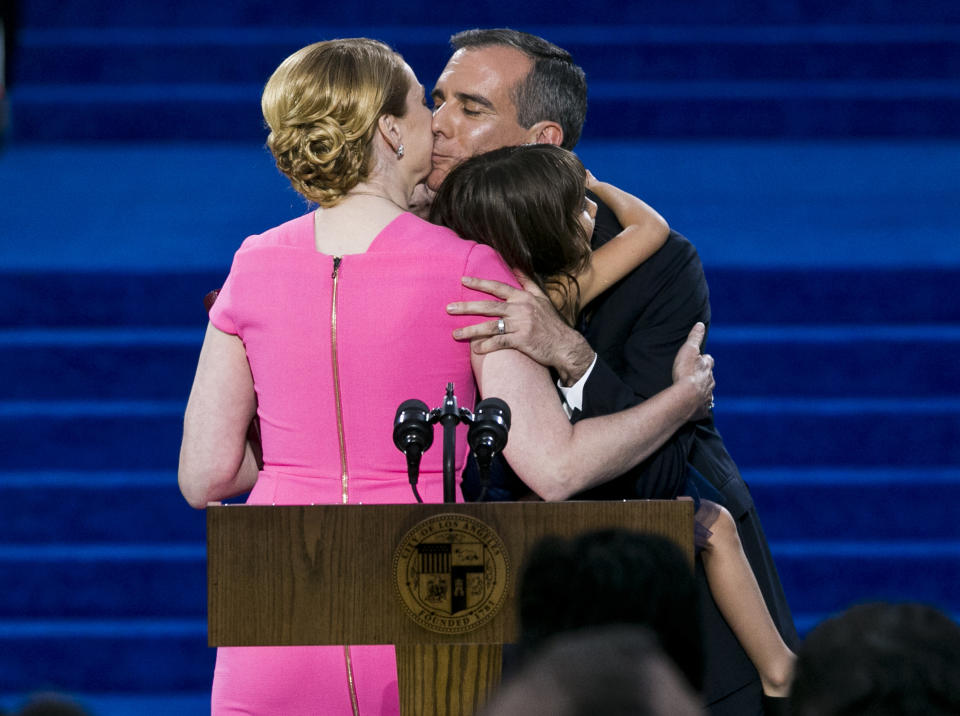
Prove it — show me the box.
[790,602,960,716]
[516,529,704,692]
[450,28,587,149]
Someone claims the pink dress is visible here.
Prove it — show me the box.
[207,211,517,715]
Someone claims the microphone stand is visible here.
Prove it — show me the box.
[430,383,471,504]
[394,384,510,504]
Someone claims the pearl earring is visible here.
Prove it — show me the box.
[396,144,404,159]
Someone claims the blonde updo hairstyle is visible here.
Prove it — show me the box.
[262,38,410,207]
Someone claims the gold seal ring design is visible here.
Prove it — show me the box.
[393,513,510,635]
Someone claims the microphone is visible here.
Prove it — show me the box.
[393,399,433,503]
[468,398,511,495]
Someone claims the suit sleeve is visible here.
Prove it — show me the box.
[574,347,698,501]
[574,198,711,498]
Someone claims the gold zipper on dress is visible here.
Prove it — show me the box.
[330,256,350,505]
[332,256,360,716]
[344,645,360,716]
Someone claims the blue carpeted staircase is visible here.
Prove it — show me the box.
[707,269,960,635]
[2,2,958,714]
[9,1,960,142]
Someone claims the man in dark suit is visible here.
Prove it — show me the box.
[430,28,797,715]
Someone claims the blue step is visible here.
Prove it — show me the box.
[0,623,212,692]
[704,267,960,325]
[0,546,205,619]
[3,325,958,400]
[746,468,960,541]
[772,541,960,615]
[3,268,958,327]
[716,398,960,467]
[0,271,222,328]
[3,469,954,545]
[707,326,960,398]
[0,472,203,544]
[19,1,960,28]
[3,398,959,469]
[12,86,960,141]
[0,405,184,470]
[0,329,200,401]
[16,27,959,85]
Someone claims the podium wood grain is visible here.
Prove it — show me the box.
[207,500,693,715]
[395,644,502,716]
[208,500,692,647]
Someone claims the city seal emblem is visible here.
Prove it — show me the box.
[393,513,510,634]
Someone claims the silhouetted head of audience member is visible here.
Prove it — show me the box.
[481,625,704,716]
[11,694,91,716]
[517,529,703,692]
[790,601,960,716]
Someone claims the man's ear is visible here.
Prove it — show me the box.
[527,120,564,147]
[377,114,402,154]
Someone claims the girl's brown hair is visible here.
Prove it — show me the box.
[430,144,591,322]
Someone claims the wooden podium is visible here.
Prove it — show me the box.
[207,500,693,715]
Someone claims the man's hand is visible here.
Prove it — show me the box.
[447,274,595,386]
[671,322,715,420]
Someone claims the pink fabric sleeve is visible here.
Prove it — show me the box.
[207,262,239,336]
[460,242,521,302]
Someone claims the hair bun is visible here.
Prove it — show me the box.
[261,39,410,207]
[268,114,367,207]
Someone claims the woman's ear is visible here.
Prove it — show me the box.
[377,114,402,155]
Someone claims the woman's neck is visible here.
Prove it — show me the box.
[349,177,410,212]
[313,190,407,256]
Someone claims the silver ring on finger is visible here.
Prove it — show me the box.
[497,317,506,335]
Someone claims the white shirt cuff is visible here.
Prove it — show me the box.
[557,353,598,417]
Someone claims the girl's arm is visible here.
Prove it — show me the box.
[574,171,670,305]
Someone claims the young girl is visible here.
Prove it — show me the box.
[429,143,795,703]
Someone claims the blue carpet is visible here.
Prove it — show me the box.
[2,141,959,269]
[2,0,959,707]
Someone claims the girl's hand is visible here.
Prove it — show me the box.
[584,169,600,191]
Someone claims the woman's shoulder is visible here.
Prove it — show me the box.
[387,212,463,248]
[404,214,518,287]
[237,212,315,252]
[389,213,504,263]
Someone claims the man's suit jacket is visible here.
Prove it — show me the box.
[580,197,798,711]
[578,197,756,510]
[571,197,709,502]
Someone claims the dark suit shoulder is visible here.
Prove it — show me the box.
[590,191,701,262]
[589,192,707,311]
[585,227,709,331]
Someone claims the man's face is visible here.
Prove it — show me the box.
[427,46,534,190]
